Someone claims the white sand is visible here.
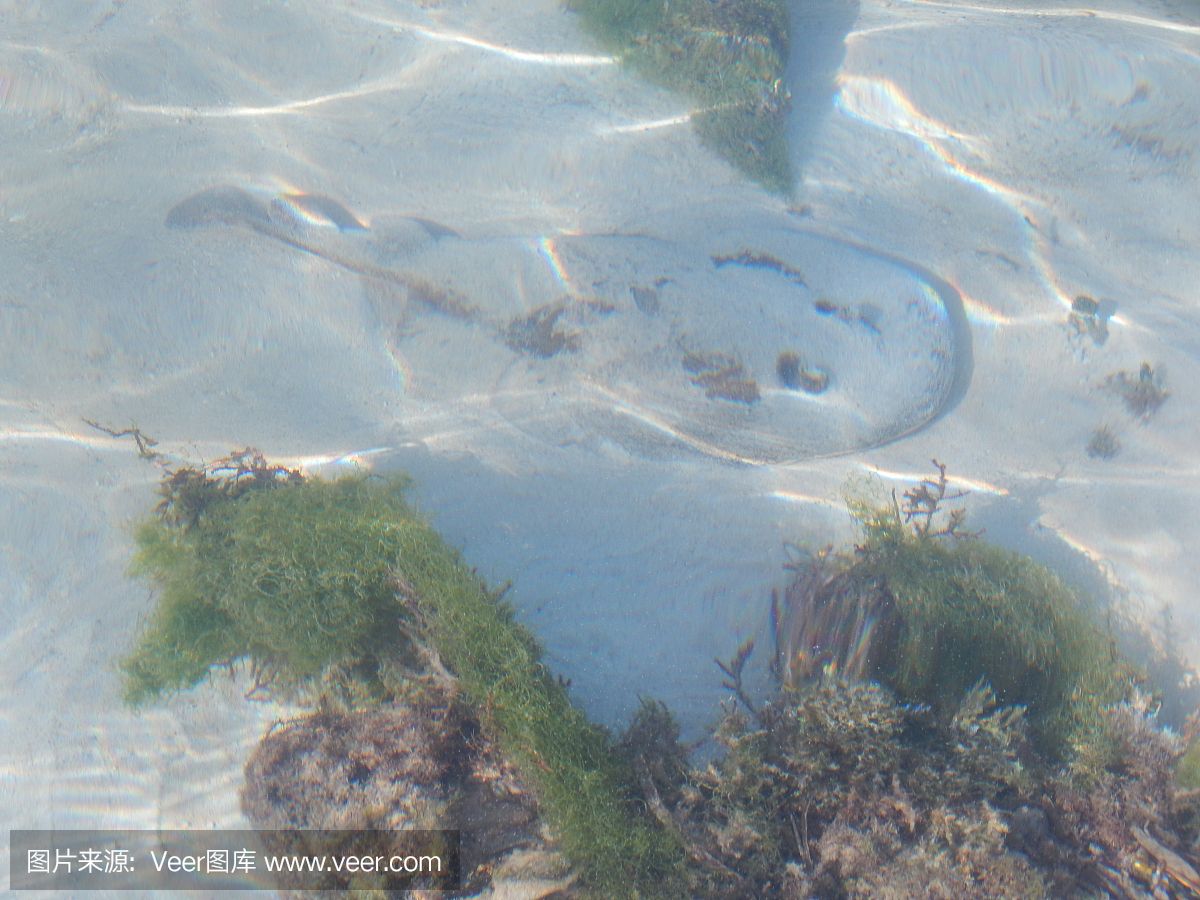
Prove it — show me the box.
[2,0,1199,893]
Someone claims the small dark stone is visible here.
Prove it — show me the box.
[777,351,803,389]
[778,351,829,394]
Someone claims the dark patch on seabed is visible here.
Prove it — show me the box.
[711,248,806,285]
[504,302,581,358]
[682,350,761,404]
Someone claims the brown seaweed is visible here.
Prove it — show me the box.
[711,249,805,286]
[504,302,582,358]
[776,351,829,394]
[682,351,761,404]
[1106,362,1169,420]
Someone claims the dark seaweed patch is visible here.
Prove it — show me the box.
[682,351,760,404]
[1105,362,1169,420]
[711,250,805,286]
[1068,295,1112,346]
[504,303,581,358]
[814,297,882,335]
[776,351,828,394]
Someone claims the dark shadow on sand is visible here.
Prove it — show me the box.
[786,0,860,183]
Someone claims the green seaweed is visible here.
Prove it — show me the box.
[775,462,1128,756]
[568,0,793,194]
[1180,738,1200,790]
[122,476,419,703]
[122,462,685,898]
[860,516,1121,751]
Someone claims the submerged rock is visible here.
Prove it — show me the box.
[241,683,575,898]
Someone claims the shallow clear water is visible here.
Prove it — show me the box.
[2,0,1199,893]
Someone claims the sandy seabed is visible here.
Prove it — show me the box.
[2,0,1199,892]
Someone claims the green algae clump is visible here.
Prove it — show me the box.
[774,461,1127,756]
[1176,736,1200,790]
[122,452,685,899]
[568,0,793,194]
[122,471,420,703]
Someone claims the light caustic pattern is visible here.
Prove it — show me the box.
[833,0,1200,337]
[2,5,970,466]
[163,182,970,465]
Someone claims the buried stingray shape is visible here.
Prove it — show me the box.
[166,187,971,463]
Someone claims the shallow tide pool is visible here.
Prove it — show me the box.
[2,0,1199,894]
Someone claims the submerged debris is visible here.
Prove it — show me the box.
[1068,294,1112,346]
[503,301,583,358]
[1086,424,1121,460]
[1107,362,1170,420]
[776,351,829,394]
[682,351,761,404]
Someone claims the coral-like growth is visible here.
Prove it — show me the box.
[626,675,1200,896]
[820,802,1049,899]
[627,678,1048,897]
[774,461,1126,755]
[1049,694,1200,896]
[567,0,793,193]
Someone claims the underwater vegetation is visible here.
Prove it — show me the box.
[567,0,793,194]
[1068,294,1113,347]
[623,677,1200,897]
[120,448,1200,896]
[1107,362,1170,420]
[503,301,582,358]
[241,680,573,896]
[1087,423,1122,460]
[122,452,686,899]
[772,461,1126,756]
[617,464,1200,896]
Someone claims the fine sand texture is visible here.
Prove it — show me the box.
[2,0,1198,887]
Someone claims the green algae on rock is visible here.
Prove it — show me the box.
[121,452,685,899]
[567,0,793,194]
[772,461,1127,757]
